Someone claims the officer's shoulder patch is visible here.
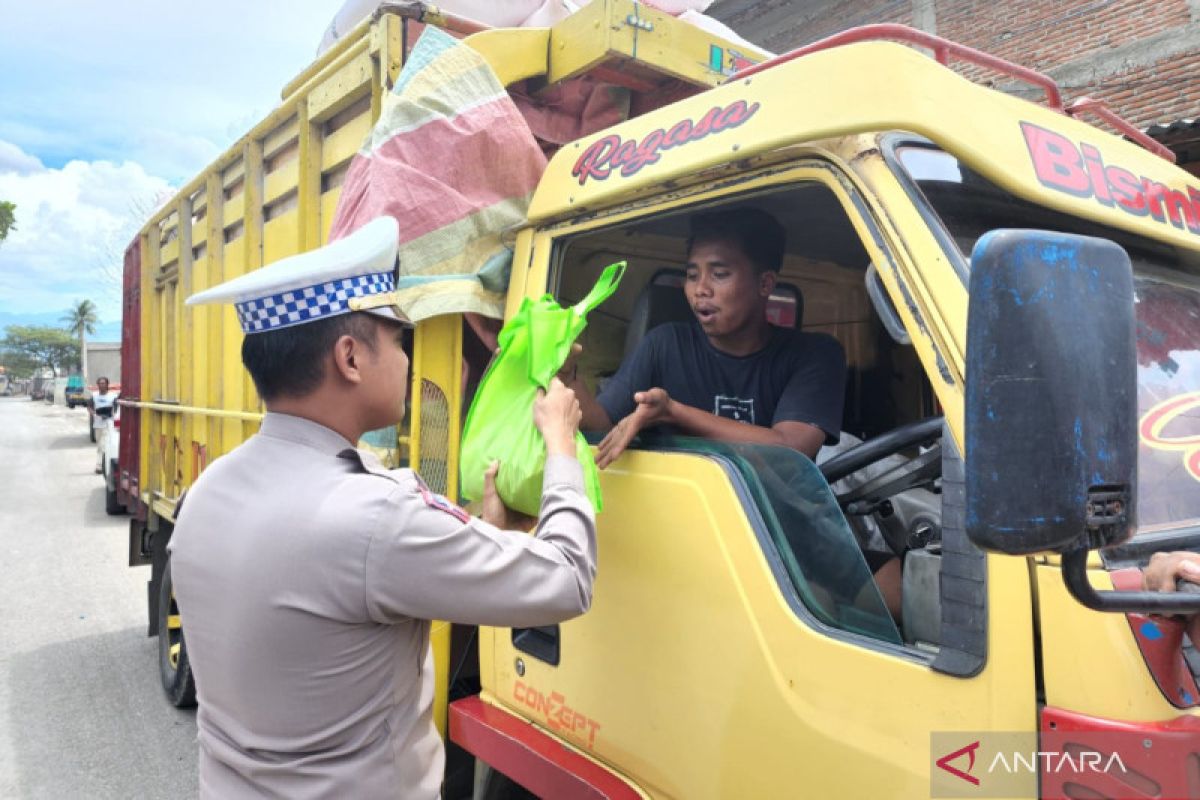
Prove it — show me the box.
[415,480,471,524]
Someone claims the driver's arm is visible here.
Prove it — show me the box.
[570,333,660,434]
[772,334,846,456]
[595,330,845,467]
[596,389,830,467]
[664,406,826,458]
[562,373,613,433]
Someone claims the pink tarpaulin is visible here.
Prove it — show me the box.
[329,26,547,322]
[327,4,764,322]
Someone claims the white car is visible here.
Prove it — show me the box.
[102,406,124,515]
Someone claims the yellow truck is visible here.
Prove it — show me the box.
[119,3,1200,797]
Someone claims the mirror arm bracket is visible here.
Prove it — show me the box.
[1062,546,1200,614]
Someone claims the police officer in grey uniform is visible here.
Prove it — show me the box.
[169,216,596,798]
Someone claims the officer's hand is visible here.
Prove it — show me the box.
[481,460,536,532]
[1142,550,1200,648]
[534,377,581,457]
[595,388,672,469]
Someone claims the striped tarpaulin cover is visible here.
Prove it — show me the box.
[330,26,547,323]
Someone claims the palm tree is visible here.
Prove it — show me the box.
[61,299,98,382]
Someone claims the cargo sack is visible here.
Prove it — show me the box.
[460,262,626,516]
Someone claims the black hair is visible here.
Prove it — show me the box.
[687,207,786,273]
[241,312,380,401]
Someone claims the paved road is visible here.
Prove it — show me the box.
[0,397,198,799]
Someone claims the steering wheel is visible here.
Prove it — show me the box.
[819,416,944,556]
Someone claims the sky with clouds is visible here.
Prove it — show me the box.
[0,0,337,337]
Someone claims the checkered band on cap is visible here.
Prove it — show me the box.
[234,272,395,333]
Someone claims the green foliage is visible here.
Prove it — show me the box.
[61,299,99,377]
[0,201,14,244]
[61,299,99,340]
[0,348,40,379]
[0,325,79,376]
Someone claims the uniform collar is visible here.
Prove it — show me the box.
[258,412,356,457]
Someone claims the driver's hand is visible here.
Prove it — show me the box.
[556,343,583,384]
[596,388,672,469]
[630,388,672,425]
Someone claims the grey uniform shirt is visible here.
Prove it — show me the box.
[168,412,596,799]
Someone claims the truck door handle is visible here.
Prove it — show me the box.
[512,625,559,666]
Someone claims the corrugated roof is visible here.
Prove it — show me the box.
[1143,117,1200,166]
[1145,118,1200,139]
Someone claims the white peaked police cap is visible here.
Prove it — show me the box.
[185,216,411,334]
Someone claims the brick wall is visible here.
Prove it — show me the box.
[936,0,1191,73]
[719,0,912,54]
[1095,49,1200,127]
[713,0,1200,130]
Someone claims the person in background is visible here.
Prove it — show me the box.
[87,377,118,474]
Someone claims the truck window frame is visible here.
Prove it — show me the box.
[880,134,973,285]
[525,157,987,670]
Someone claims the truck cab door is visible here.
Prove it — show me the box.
[483,160,1039,798]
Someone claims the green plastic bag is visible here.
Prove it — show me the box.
[460,262,626,516]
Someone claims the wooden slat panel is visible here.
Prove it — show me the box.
[219,240,246,452]
[221,241,245,276]
[192,212,208,248]
[263,212,300,265]
[266,138,299,174]
[222,159,245,191]
[263,115,299,161]
[265,191,298,222]
[177,196,194,407]
[202,174,223,473]
[223,194,246,230]
[308,45,373,123]
[130,12,398,507]
[161,240,180,267]
[188,250,208,485]
[163,281,177,401]
[177,194,196,493]
[320,190,342,244]
[298,103,321,252]
[264,158,299,206]
[321,107,372,173]
[240,140,264,421]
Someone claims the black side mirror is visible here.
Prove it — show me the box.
[964,230,1200,614]
[965,229,1137,555]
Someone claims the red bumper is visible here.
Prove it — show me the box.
[449,696,640,800]
[1041,706,1200,799]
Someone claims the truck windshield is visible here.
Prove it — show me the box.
[895,142,1200,536]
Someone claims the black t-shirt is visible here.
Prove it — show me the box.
[597,322,847,444]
